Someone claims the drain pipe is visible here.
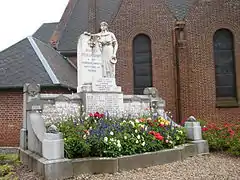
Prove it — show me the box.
[173,21,186,123]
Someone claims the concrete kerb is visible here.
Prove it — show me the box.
[19,141,208,179]
[0,147,19,154]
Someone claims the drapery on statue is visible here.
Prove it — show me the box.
[84,22,118,78]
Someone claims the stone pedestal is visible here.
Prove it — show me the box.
[185,122,202,141]
[81,92,124,115]
[79,78,124,115]
[190,140,209,154]
[42,133,64,160]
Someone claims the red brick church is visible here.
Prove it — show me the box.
[0,0,240,147]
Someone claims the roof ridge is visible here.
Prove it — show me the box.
[50,0,79,48]
[27,36,60,85]
[32,37,77,70]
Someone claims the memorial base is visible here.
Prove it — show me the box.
[81,91,124,116]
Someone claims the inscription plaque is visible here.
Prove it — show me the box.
[85,93,124,115]
[92,78,121,92]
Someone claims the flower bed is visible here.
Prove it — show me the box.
[201,120,240,156]
[55,111,187,159]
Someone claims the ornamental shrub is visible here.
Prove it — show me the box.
[202,121,240,156]
[55,111,187,158]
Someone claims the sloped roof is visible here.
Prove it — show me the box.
[53,0,122,52]
[52,0,196,52]
[33,22,58,44]
[0,37,77,89]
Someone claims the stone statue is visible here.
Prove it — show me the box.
[84,22,118,78]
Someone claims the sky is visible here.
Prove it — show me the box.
[0,0,69,51]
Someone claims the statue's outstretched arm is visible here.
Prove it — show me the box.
[84,31,100,38]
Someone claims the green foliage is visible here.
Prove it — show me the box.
[202,120,240,156]
[0,165,13,177]
[0,154,19,163]
[0,154,20,179]
[228,134,240,156]
[56,112,187,158]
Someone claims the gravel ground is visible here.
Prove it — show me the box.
[12,153,240,180]
[73,153,240,180]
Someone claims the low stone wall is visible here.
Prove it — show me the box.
[20,142,208,180]
[0,147,19,154]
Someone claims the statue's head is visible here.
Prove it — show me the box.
[100,21,109,31]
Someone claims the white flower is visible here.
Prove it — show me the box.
[110,131,114,136]
[117,140,121,148]
[123,120,126,123]
[104,137,108,143]
[135,129,138,133]
[110,138,114,142]
[135,119,140,123]
[141,141,145,146]
[83,134,87,139]
[136,140,139,144]
[130,121,135,127]
[137,135,141,139]
[177,130,183,135]
[124,136,127,140]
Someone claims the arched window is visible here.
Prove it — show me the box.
[213,29,236,99]
[133,34,152,94]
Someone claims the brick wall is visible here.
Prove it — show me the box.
[62,0,240,124]
[0,91,23,147]
[0,87,75,147]
[180,0,240,124]
[111,0,178,119]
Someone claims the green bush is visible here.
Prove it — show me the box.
[56,112,187,158]
[202,121,240,156]
[0,165,13,177]
[228,134,240,156]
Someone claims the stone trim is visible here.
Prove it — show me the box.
[27,36,60,84]
[20,143,208,180]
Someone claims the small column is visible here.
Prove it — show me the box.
[42,132,64,160]
[184,116,209,154]
[20,83,41,150]
[184,116,202,140]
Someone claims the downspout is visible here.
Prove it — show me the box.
[173,27,181,123]
[173,21,186,123]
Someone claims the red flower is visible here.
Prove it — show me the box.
[139,118,145,122]
[84,130,90,135]
[93,112,104,118]
[89,113,94,117]
[154,133,164,141]
[228,129,235,137]
[202,127,208,132]
[159,123,165,127]
[149,131,156,135]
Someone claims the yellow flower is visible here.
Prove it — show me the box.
[160,122,164,126]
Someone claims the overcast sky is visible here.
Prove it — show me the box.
[0,0,69,51]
